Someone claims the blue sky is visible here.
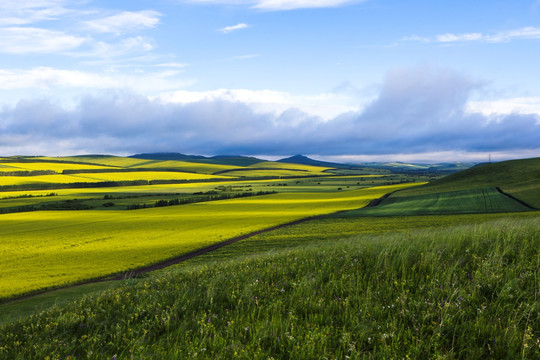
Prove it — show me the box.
[1,0,540,162]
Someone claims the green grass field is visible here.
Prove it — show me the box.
[0,213,538,359]
[345,157,540,216]
[501,179,540,209]
[340,187,532,216]
[394,157,540,208]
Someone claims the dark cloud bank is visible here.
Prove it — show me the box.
[1,66,539,158]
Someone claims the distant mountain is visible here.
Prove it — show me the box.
[207,155,263,166]
[129,153,475,173]
[129,152,263,166]
[129,152,206,161]
[277,155,350,169]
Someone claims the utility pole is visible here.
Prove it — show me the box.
[489,153,491,163]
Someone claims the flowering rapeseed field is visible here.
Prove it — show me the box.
[0,183,415,299]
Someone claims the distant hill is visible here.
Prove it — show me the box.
[207,155,263,167]
[410,157,540,192]
[129,153,263,166]
[129,152,207,161]
[356,161,476,173]
[277,155,350,169]
[277,155,475,174]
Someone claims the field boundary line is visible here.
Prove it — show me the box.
[111,210,350,279]
[495,187,536,210]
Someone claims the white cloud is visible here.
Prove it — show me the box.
[0,0,70,25]
[0,67,194,95]
[84,10,162,35]
[153,62,189,68]
[401,35,429,42]
[404,26,540,44]
[253,0,362,10]
[0,67,117,89]
[73,36,155,58]
[436,33,483,42]
[319,149,540,164]
[218,23,250,34]
[466,97,540,117]
[188,0,363,11]
[0,5,161,59]
[1,66,539,159]
[487,26,540,43]
[0,27,85,53]
[156,88,361,119]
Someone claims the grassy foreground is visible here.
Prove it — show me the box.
[1,215,538,359]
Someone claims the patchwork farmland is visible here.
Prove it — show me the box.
[0,155,538,359]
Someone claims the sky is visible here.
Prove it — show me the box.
[0,0,540,162]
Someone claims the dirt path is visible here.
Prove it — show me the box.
[112,212,341,279]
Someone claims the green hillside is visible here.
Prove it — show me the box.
[129,153,264,167]
[340,187,532,217]
[388,157,540,210]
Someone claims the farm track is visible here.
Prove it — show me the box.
[112,211,348,279]
[1,206,356,305]
[364,190,397,207]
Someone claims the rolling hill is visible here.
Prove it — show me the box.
[393,157,540,208]
[277,154,350,169]
[340,157,540,216]
[130,152,264,166]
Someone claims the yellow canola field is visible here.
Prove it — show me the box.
[0,172,227,186]
[0,181,233,199]
[40,156,242,174]
[0,178,286,199]
[0,183,416,299]
[67,171,228,182]
[248,161,333,173]
[38,156,151,168]
[0,174,103,186]
[221,169,327,177]
[133,160,242,174]
[0,162,114,172]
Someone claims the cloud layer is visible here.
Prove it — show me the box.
[404,26,540,44]
[1,66,539,158]
[84,11,162,35]
[0,27,85,53]
[0,2,161,59]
